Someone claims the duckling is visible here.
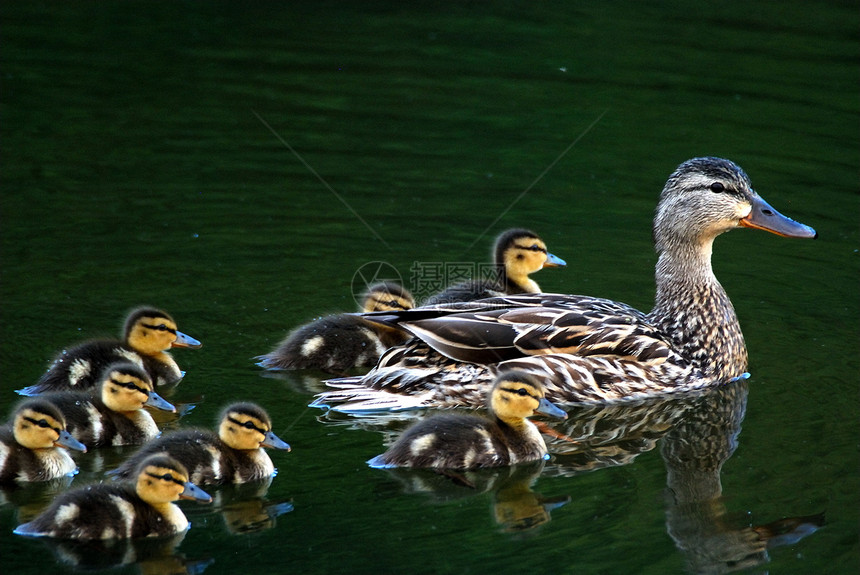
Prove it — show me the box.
[110,402,291,485]
[314,157,817,411]
[17,307,202,396]
[0,399,87,483]
[256,281,416,374]
[14,454,212,539]
[42,362,176,448]
[367,371,567,469]
[423,228,566,305]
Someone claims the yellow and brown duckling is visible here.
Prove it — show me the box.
[257,281,415,374]
[42,362,176,449]
[367,371,566,469]
[315,157,817,411]
[17,307,201,396]
[110,402,290,485]
[423,228,566,305]
[0,399,87,483]
[14,454,211,539]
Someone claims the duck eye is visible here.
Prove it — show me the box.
[710,182,725,193]
[160,473,175,481]
[516,388,529,396]
[37,419,51,428]
[243,421,256,429]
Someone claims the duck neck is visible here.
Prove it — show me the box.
[648,241,748,379]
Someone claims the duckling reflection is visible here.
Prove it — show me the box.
[21,530,214,574]
[193,479,294,535]
[661,380,825,573]
[376,460,568,533]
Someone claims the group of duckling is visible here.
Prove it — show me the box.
[3,308,290,541]
[4,157,817,546]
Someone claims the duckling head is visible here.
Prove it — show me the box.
[11,399,87,453]
[217,403,291,452]
[99,362,176,414]
[361,282,415,312]
[488,370,567,426]
[653,157,817,259]
[135,454,212,505]
[124,307,202,356]
[495,229,566,287]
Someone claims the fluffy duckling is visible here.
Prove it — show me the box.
[18,307,202,396]
[257,281,415,373]
[43,362,176,448]
[367,371,567,469]
[14,454,212,539]
[0,399,87,483]
[423,228,566,305]
[110,403,291,485]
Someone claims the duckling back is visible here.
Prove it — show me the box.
[18,307,200,395]
[368,371,565,469]
[111,403,289,485]
[43,362,175,448]
[14,454,211,539]
[257,282,415,374]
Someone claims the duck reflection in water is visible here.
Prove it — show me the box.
[660,380,825,574]
[375,460,569,533]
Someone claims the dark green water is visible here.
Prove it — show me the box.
[1,2,857,573]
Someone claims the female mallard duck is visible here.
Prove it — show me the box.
[368,371,567,469]
[42,362,176,448]
[423,228,566,305]
[256,282,415,373]
[313,157,817,411]
[17,307,202,396]
[110,402,291,485]
[0,399,87,483]
[14,454,211,539]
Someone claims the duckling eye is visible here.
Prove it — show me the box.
[710,182,725,193]
[516,388,529,396]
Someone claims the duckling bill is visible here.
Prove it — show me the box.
[18,307,201,396]
[14,454,211,539]
[368,371,566,469]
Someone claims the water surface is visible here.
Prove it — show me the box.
[1,2,857,574]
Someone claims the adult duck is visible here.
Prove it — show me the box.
[312,157,816,411]
[18,307,201,395]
